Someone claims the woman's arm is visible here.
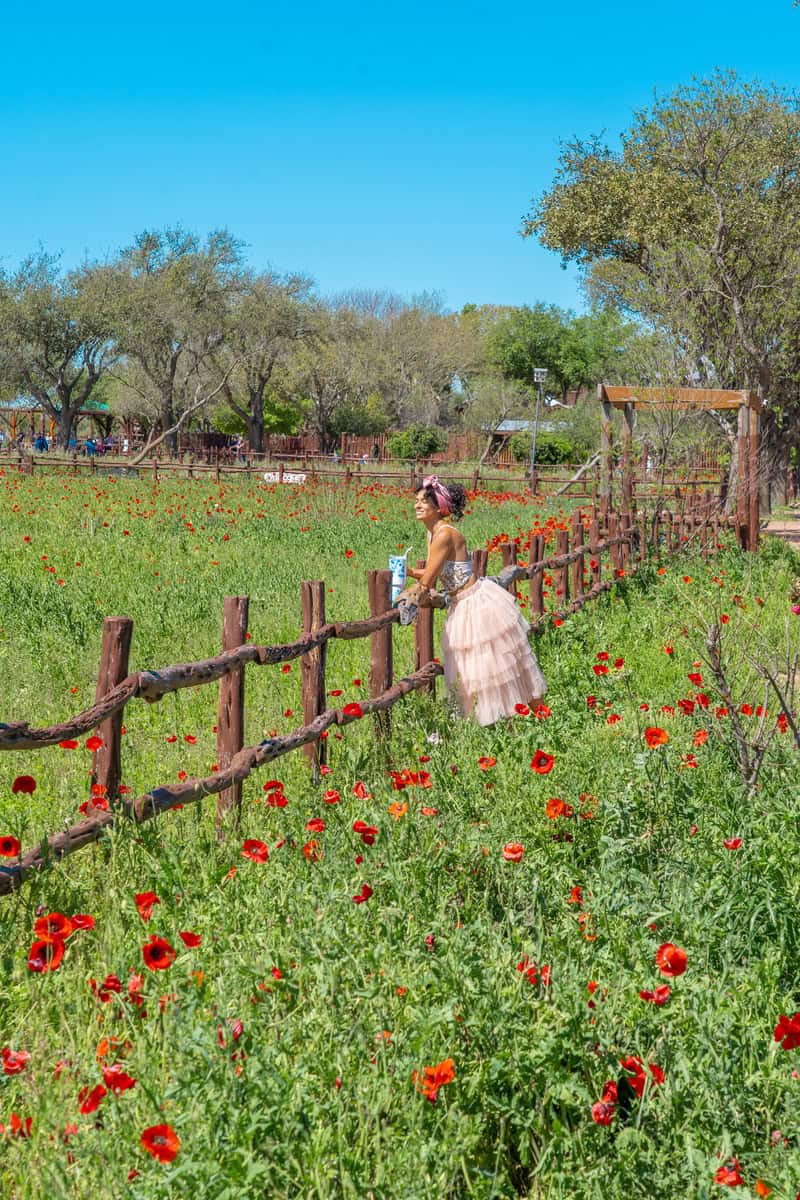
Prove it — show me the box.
[417,530,457,590]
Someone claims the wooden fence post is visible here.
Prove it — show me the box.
[471,548,488,578]
[748,403,760,552]
[216,595,249,833]
[152,460,158,482]
[91,616,133,806]
[570,510,584,599]
[608,513,620,573]
[529,534,545,616]
[501,542,518,594]
[301,581,327,776]
[368,569,393,739]
[588,517,602,587]
[413,559,435,694]
[555,528,570,603]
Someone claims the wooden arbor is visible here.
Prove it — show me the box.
[597,385,762,551]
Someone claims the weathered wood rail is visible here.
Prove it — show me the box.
[0,498,734,896]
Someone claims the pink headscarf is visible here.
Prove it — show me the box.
[422,474,452,517]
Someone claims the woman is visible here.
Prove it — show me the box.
[403,475,546,726]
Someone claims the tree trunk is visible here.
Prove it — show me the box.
[161,389,177,455]
[247,404,264,455]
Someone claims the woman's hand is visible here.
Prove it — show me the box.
[406,566,424,580]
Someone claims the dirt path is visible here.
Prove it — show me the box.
[763,507,800,549]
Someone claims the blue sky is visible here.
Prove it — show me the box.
[2,0,799,312]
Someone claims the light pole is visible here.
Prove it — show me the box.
[529,367,548,486]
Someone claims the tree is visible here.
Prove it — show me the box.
[105,228,243,454]
[526,72,800,490]
[211,269,315,452]
[0,253,116,449]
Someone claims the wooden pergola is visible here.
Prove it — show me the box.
[598,385,762,551]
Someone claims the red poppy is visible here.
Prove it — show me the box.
[0,836,21,857]
[178,930,202,947]
[502,842,524,862]
[11,776,36,795]
[514,704,530,716]
[302,839,323,861]
[352,781,371,800]
[102,1063,137,1093]
[78,1083,107,1114]
[644,727,669,747]
[264,789,288,807]
[1,1048,31,1076]
[545,798,573,820]
[134,891,160,922]
[28,937,64,973]
[593,664,608,676]
[532,703,551,719]
[1,1113,32,1137]
[723,838,742,850]
[142,935,176,972]
[639,985,671,1005]
[262,779,284,793]
[58,739,79,750]
[655,942,687,977]
[713,1158,744,1187]
[530,750,555,774]
[412,1057,455,1103]
[70,913,95,931]
[165,734,178,743]
[773,1012,800,1050]
[477,755,496,770]
[241,839,269,863]
[352,883,373,904]
[306,818,326,833]
[353,820,378,846]
[89,974,122,1002]
[140,1123,180,1163]
[323,789,341,805]
[343,702,363,719]
[85,736,103,752]
[344,549,354,559]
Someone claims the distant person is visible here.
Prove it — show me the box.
[122,437,129,454]
[371,442,380,462]
[85,437,96,457]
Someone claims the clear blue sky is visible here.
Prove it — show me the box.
[2,0,798,313]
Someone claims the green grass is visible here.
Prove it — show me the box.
[0,469,799,1199]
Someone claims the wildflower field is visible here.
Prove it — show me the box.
[1,469,799,1200]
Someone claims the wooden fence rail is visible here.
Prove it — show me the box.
[0,499,735,897]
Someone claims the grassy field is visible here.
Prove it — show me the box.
[1,469,799,1199]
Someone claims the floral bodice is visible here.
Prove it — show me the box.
[440,560,474,596]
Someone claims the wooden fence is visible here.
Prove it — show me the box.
[0,498,734,897]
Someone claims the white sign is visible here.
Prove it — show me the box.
[263,471,307,484]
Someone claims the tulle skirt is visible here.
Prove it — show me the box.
[441,579,547,726]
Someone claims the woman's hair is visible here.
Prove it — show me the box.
[415,477,467,521]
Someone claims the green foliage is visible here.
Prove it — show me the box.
[386,425,447,459]
[509,430,578,463]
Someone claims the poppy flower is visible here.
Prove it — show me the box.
[639,985,671,1005]
[141,935,176,972]
[591,1098,616,1125]
[71,913,95,931]
[323,789,340,805]
[353,820,378,845]
[343,702,363,719]
[85,736,103,752]
[773,1012,800,1050]
[58,740,79,750]
[1,1113,32,1137]
[178,931,202,947]
[1,1048,31,1076]
[183,734,197,744]
[264,790,288,808]
[514,704,530,716]
[644,727,669,747]
[412,1057,455,1103]
[241,839,269,863]
[388,801,408,820]
[477,755,496,770]
[655,942,687,977]
[502,842,524,862]
[89,974,122,1002]
[28,938,64,973]
[140,1123,180,1163]
[11,776,36,795]
[302,839,323,861]
[713,1158,744,1187]
[134,891,160,922]
[306,817,326,833]
[102,1064,137,1094]
[545,797,573,820]
[352,883,373,904]
[530,750,555,774]
[78,1084,107,1114]
[0,836,21,857]
[723,838,742,850]
[532,703,551,719]
[352,781,371,800]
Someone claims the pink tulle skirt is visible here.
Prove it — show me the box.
[441,579,547,726]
